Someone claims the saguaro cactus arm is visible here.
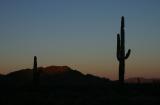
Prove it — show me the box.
[125,49,131,59]
[117,33,121,60]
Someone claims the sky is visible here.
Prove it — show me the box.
[0,0,160,80]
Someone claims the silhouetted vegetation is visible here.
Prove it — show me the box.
[117,16,131,84]
[33,56,39,87]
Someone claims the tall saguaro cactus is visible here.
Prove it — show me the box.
[33,56,39,86]
[117,16,131,84]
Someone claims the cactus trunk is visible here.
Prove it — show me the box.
[117,16,131,84]
[33,56,39,86]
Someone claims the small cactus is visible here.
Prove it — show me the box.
[137,78,141,84]
[33,56,39,86]
[116,16,131,84]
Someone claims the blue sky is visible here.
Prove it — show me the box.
[0,0,160,80]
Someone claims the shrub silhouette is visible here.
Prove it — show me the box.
[116,16,131,84]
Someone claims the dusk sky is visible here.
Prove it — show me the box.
[0,0,160,80]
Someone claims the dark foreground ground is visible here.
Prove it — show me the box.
[0,83,160,105]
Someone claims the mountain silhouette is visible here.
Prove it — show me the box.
[4,65,110,86]
[43,66,72,74]
[0,66,160,105]
[0,74,5,82]
[0,74,4,78]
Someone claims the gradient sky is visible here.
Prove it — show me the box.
[0,0,160,80]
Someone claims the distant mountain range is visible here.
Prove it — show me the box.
[125,77,160,83]
[0,66,159,84]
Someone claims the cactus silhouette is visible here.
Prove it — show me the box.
[137,78,141,84]
[117,16,131,84]
[33,56,39,86]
